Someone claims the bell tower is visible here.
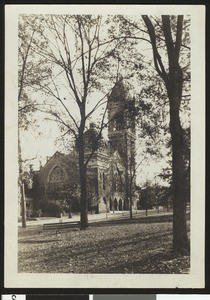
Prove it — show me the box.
[108,78,136,211]
[108,78,136,163]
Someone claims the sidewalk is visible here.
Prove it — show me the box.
[18,209,173,227]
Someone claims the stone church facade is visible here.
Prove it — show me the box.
[31,79,138,215]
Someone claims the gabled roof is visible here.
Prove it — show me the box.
[43,151,64,167]
[40,151,77,171]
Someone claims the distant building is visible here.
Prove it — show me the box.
[30,79,138,216]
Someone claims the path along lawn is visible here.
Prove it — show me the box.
[18,214,190,273]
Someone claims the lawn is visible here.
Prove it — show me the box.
[18,215,190,274]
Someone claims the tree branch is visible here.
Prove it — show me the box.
[142,15,168,82]
[175,15,184,61]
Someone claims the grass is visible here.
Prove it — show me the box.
[18,214,190,274]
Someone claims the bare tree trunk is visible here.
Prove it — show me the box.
[167,198,169,212]
[169,91,190,254]
[79,159,88,229]
[78,129,88,230]
[68,200,72,218]
[124,132,132,217]
[129,196,133,219]
[167,65,190,255]
[145,189,148,216]
[18,136,26,228]
[20,182,26,228]
[125,174,129,211]
[157,204,160,214]
[129,183,133,219]
[142,15,190,255]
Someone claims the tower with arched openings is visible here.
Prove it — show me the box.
[107,78,136,212]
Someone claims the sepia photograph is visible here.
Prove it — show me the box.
[5,5,205,288]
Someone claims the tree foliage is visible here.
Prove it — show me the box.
[18,15,52,227]
[18,15,51,129]
[20,14,130,229]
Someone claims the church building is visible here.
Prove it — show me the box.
[31,79,138,216]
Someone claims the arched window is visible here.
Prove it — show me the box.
[49,166,66,183]
[48,165,67,194]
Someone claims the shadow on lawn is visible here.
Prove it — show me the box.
[34,228,172,261]
[20,239,61,244]
[96,250,190,274]
[18,212,190,274]
[19,221,173,260]
[90,214,173,228]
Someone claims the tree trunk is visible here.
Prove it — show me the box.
[68,201,72,218]
[125,178,129,212]
[18,136,26,228]
[21,182,26,228]
[129,197,133,219]
[167,198,169,212]
[124,132,130,214]
[142,15,189,255]
[78,133,88,230]
[167,71,190,255]
[129,185,133,219]
[162,16,189,255]
[145,190,148,216]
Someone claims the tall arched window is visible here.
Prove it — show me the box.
[49,166,66,183]
[48,166,67,194]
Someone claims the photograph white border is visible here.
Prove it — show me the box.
[5,4,205,288]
